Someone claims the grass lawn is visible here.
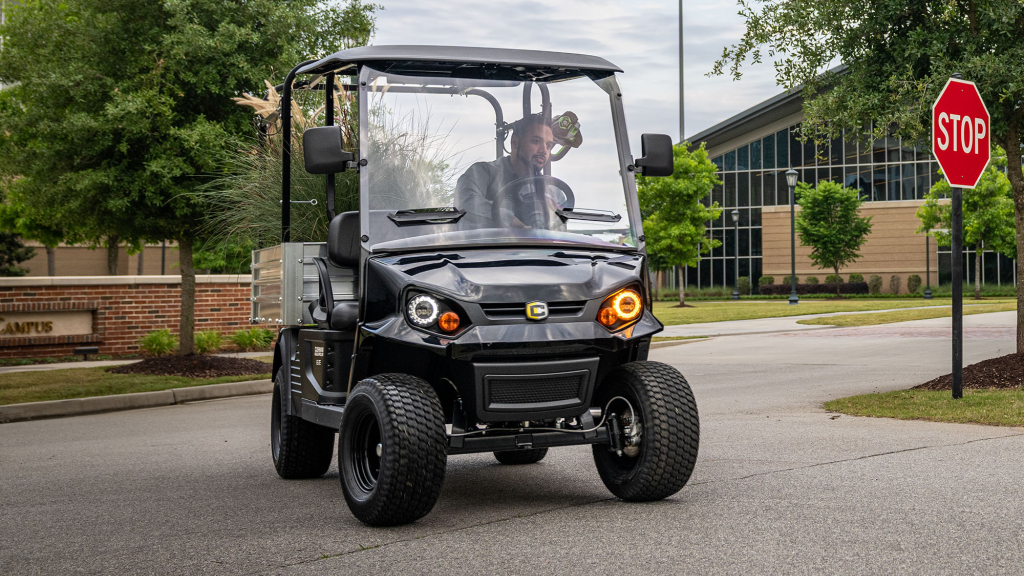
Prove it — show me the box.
[825,389,1024,427]
[796,302,1017,327]
[651,298,1014,326]
[0,362,272,406]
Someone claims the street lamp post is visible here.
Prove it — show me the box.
[731,209,740,300]
[786,169,799,305]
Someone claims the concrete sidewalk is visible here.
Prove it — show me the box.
[658,304,1013,338]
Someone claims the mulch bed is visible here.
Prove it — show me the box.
[108,355,271,379]
[914,352,1024,391]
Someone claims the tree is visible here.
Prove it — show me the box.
[713,1,1024,348]
[637,143,722,306]
[0,0,379,354]
[0,231,34,276]
[794,180,873,296]
[917,152,1015,299]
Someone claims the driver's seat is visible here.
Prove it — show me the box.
[308,211,359,331]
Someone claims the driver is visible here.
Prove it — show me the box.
[455,114,561,230]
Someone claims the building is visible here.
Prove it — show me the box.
[684,86,1016,293]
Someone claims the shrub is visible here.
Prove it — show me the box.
[139,329,178,357]
[232,327,275,351]
[806,276,820,285]
[907,274,922,294]
[825,274,843,284]
[758,282,869,295]
[737,276,751,295]
[868,275,883,294]
[759,275,775,286]
[195,331,223,354]
[889,274,902,294]
[848,273,865,283]
[782,275,797,285]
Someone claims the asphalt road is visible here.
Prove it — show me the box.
[2,313,1022,575]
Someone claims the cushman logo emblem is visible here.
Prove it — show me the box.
[526,301,548,321]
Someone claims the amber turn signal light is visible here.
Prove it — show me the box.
[438,311,461,332]
[598,307,618,327]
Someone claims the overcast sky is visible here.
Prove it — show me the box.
[370,0,782,148]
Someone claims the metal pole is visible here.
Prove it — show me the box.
[160,240,166,275]
[679,0,684,143]
[951,188,963,399]
[789,182,799,305]
[325,72,337,222]
[281,59,318,243]
[732,212,740,299]
[924,233,933,299]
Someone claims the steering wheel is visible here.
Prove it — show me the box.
[491,176,575,230]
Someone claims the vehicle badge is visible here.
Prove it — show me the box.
[526,301,549,321]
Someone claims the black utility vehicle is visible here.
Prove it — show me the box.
[254,46,699,526]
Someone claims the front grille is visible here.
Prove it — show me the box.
[480,300,587,320]
[486,374,584,408]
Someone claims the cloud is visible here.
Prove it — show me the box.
[370,0,784,144]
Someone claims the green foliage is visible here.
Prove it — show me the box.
[805,276,820,285]
[232,327,275,352]
[889,275,902,295]
[782,275,796,285]
[0,232,34,276]
[193,237,258,274]
[848,273,865,283]
[907,274,923,294]
[795,181,873,294]
[637,142,722,278]
[917,153,1015,259]
[759,275,775,286]
[737,276,751,295]
[139,329,178,357]
[868,275,883,295]
[825,274,842,284]
[194,331,223,355]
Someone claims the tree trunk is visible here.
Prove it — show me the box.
[46,246,56,277]
[137,248,144,275]
[106,236,119,275]
[974,247,981,300]
[1003,120,1024,353]
[654,269,662,301]
[678,266,686,306]
[835,265,840,297]
[178,237,196,355]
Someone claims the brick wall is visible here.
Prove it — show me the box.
[0,275,279,359]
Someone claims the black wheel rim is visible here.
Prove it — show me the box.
[350,411,382,493]
[271,385,282,462]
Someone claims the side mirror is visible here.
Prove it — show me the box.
[635,133,674,177]
[302,126,354,174]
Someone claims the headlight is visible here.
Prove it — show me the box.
[407,294,440,326]
[405,293,466,334]
[597,287,643,330]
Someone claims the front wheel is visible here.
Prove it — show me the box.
[339,374,447,526]
[592,361,699,501]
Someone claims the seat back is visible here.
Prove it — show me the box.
[328,211,360,268]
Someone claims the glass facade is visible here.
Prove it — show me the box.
[686,121,1015,289]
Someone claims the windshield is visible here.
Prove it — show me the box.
[360,66,636,252]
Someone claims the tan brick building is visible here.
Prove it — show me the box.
[683,89,1015,293]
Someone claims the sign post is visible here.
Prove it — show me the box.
[931,74,991,399]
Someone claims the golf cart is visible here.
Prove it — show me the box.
[252,46,699,526]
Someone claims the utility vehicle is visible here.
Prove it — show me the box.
[253,46,699,526]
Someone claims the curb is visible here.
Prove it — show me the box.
[0,379,272,424]
[650,337,712,349]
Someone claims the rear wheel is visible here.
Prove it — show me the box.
[592,361,699,501]
[493,448,548,465]
[339,374,447,526]
[271,369,335,479]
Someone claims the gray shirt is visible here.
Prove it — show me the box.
[454,156,520,230]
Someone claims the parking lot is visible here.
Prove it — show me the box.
[1,312,1021,575]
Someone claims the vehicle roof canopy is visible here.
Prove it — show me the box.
[297,45,622,82]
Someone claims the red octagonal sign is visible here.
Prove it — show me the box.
[932,78,990,188]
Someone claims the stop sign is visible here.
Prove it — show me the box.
[932,78,990,188]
